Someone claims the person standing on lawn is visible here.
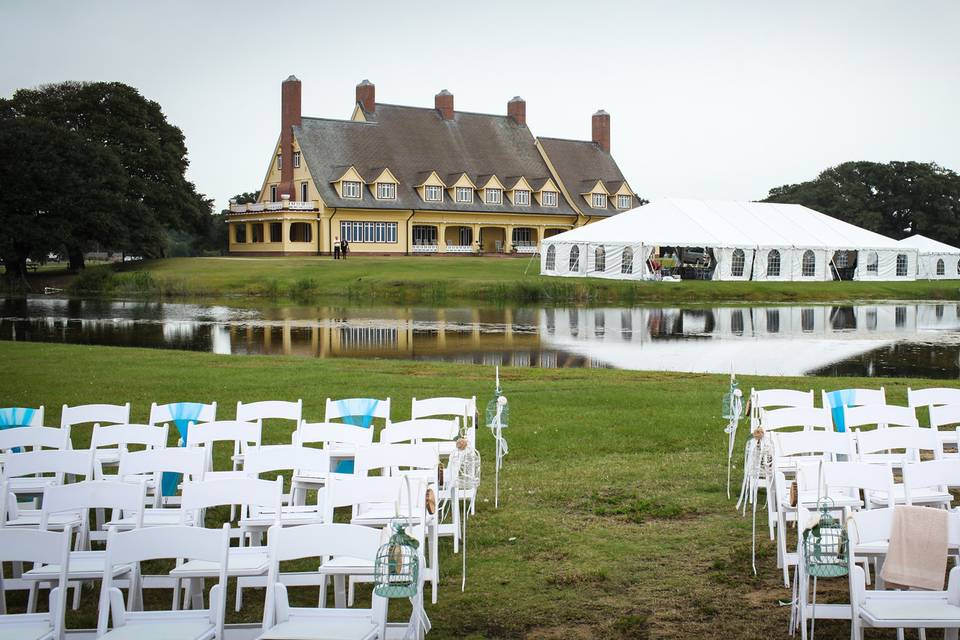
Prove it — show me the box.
[341,237,349,260]
[333,237,341,260]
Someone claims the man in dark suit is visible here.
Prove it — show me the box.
[341,238,349,260]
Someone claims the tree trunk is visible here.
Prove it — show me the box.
[68,250,85,272]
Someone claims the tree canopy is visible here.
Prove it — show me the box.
[763,161,960,247]
[0,81,214,281]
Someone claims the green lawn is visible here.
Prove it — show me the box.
[39,255,960,306]
[1,340,953,638]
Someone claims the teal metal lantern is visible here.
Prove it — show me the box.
[373,522,420,598]
[802,500,848,579]
[721,379,742,421]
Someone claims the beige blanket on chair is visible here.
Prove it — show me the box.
[880,505,948,591]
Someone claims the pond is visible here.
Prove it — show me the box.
[2,297,960,379]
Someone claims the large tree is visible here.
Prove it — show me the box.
[763,161,960,246]
[0,117,127,285]
[0,81,209,269]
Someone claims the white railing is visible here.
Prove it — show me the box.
[229,201,317,213]
[412,245,439,253]
[265,202,283,211]
[288,201,316,210]
[445,245,474,254]
[515,244,538,254]
[229,203,248,213]
[249,203,265,212]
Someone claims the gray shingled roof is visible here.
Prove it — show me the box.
[537,137,636,216]
[294,104,577,216]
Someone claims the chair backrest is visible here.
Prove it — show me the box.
[411,397,475,427]
[60,403,131,429]
[903,460,960,505]
[822,388,887,431]
[2,449,93,481]
[243,444,330,478]
[324,475,424,522]
[821,461,896,506]
[772,430,854,463]
[929,404,960,432]
[294,421,374,447]
[91,423,168,451]
[117,447,205,482]
[0,526,71,636]
[847,506,960,551]
[181,477,283,524]
[355,443,439,477]
[856,426,941,464]
[40,480,146,531]
[324,398,391,428]
[907,387,960,410]
[186,420,262,448]
[379,418,459,444]
[0,425,72,453]
[843,404,918,431]
[750,389,814,428]
[148,401,217,426]
[236,400,302,424]
[0,406,45,428]
[760,407,833,433]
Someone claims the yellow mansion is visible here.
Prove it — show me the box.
[227,76,639,256]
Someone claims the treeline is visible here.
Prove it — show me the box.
[0,81,224,285]
[763,161,960,247]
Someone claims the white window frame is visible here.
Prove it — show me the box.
[485,188,502,205]
[591,193,607,209]
[424,185,443,202]
[542,191,558,207]
[514,190,530,206]
[455,187,473,203]
[270,185,278,202]
[341,221,398,244]
[617,195,632,209]
[292,151,301,168]
[342,180,362,199]
[276,154,282,170]
[376,182,396,200]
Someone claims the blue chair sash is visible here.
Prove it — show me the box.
[333,399,380,473]
[0,408,35,453]
[824,390,857,432]
[161,402,205,496]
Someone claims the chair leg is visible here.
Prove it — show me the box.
[431,521,439,604]
[26,581,38,613]
[945,628,958,640]
[779,513,790,588]
[319,574,328,608]
[452,498,460,554]
[72,580,82,610]
[347,578,355,607]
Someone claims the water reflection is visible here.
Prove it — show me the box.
[2,298,960,379]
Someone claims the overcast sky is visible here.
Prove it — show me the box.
[2,1,958,211]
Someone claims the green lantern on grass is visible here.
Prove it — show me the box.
[373,522,420,598]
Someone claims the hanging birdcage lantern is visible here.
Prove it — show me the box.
[485,394,509,430]
[373,521,420,599]
[721,384,742,421]
[802,499,848,579]
[452,437,481,491]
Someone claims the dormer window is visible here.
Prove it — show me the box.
[617,195,631,209]
[485,188,502,205]
[293,151,301,168]
[342,180,362,199]
[591,193,607,208]
[424,185,443,202]
[376,182,396,200]
[514,190,530,206]
[542,191,558,207]
[456,187,473,203]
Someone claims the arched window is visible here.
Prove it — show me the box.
[731,249,745,277]
[569,246,580,272]
[937,258,945,276]
[866,251,879,274]
[767,250,781,277]
[594,246,606,272]
[545,245,556,271]
[802,250,816,277]
[896,253,908,277]
[289,222,312,243]
[621,247,634,274]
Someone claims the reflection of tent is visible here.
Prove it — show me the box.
[897,235,960,280]
[540,198,917,282]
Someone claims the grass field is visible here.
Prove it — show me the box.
[15,256,960,305]
[2,340,954,638]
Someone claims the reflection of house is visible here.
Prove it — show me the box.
[226,77,638,255]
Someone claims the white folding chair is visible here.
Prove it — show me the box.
[148,401,217,446]
[112,448,205,525]
[848,509,960,639]
[822,388,887,432]
[843,404,919,432]
[1,450,93,527]
[325,398,392,430]
[0,526,71,640]
[235,399,300,469]
[177,477,282,612]
[60,403,130,431]
[291,421,375,502]
[24,480,146,613]
[259,523,389,640]
[902,459,959,509]
[91,424,168,479]
[908,387,960,416]
[409,396,476,452]
[96,524,230,639]
[931,404,960,455]
[819,461,896,512]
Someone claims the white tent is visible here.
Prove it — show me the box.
[897,234,960,280]
[541,198,918,282]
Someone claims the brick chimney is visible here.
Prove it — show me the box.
[279,75,302,198]
[356,79,375,113]
[592,109,610,153]
[435,89,454,120]
[508,96,526,126]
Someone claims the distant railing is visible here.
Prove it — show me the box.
[412,244,439,253]
[228,200,318,214]
[445,245,474,254]
[515,245,538,254]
